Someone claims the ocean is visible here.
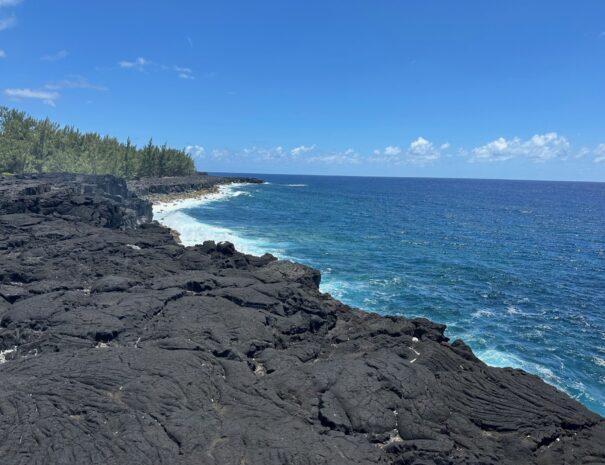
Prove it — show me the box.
[153,174,605,416]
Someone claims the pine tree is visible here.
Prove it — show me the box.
[0,106,195,178]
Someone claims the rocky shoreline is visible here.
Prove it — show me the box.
[127,172,264,203]
[0,173,603,465]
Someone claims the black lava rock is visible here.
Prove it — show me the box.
[0,173,603,465]
[127,172,263,197]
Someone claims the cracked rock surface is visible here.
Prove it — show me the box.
[0,173,603,465]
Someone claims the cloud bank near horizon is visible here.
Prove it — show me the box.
[185,134,605,167]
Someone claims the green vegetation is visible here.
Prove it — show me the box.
[0,107,195,178]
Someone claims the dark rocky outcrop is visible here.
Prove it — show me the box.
[0,173,603,465]
[127,172,263,197]
[0,172,152,229]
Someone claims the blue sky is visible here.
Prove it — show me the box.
[1,0,604,181]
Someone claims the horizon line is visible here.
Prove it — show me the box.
[208,170,605,185]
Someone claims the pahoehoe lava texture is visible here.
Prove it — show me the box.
[0,173,603,465]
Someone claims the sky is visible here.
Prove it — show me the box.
[1,0,604,181]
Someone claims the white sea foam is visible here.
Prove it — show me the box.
[471,309,494,318]
[477,349,561,385]
[153,183,286,258]
[593,356,605,368]
[320,278,358,300]
[156,210,284,257]
[506,305,521,315]
[286,183,307,187]
[152,183,250,216]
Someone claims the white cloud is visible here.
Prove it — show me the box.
[119,59,195,79]
[291,145,316,156]
[471,132,570,162]
[181,136,601,168]
[373,137,446,165]
[210,149,232,160]
[202,146,360,165]
[118,57,150,71]
[174,65,194,80]
[575,147,591,159]
[593,144,605,163]
[0,14,16,30]
[408,137,442,164]
[0,0,22,6]
[185,145,205,158]
[201,146,287,162]
[45,75,107,91]
[384,145,402,156]
[4,87,59,106]
[42,50,68,61]
[0,49,5,58]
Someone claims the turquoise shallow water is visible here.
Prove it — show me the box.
[154,174,605,416]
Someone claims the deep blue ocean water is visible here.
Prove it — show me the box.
[154,174,605,416]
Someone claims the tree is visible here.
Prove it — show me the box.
[0,106,196,178]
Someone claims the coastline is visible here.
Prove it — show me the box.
[151,182,260,251]
[0,173,603,465]
[143,184,221,205]
[151,176,605,414]
[151,181,253,215]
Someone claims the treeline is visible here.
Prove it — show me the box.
[0,107,195,179]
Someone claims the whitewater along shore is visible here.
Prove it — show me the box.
[127,172,264,203]
[0,173,603,465]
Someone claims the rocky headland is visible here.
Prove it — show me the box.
[127,173,264,203]
[0,173,603,465]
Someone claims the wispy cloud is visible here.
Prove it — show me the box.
[291,145,316,156]
[0,0,23,6]
[185,145,205,158]
[470,132,570,163]
[4,74,106,107]
[118,57,150,71]
[45,75,107,91]
[41,49,69,61]
[4,87,59,106]
[200,146,361,165]
[0,14,16,31]
[0,49,5,58]
[592,144,605,163]
[308,148,361,165]
[372,137,448,165]
[191,141,442,166]
[383,145,402,156]
[174,65,194,80]
[242,146,287,161]
[118,57,195,79]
